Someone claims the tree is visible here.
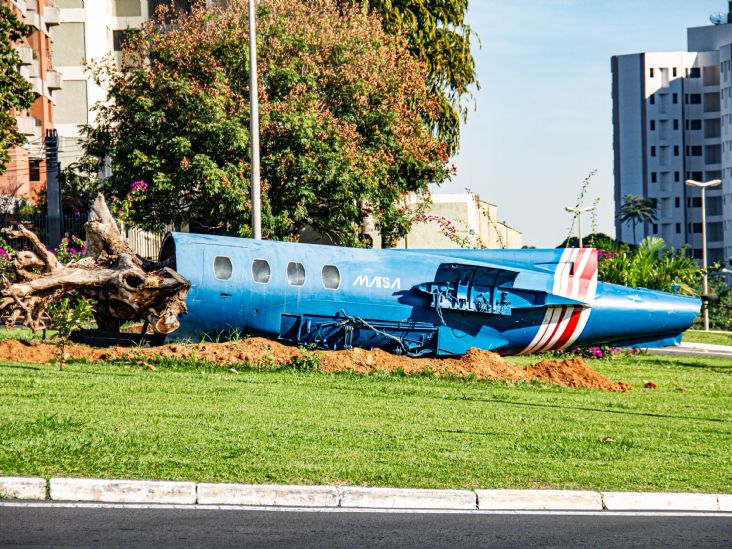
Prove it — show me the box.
[619,194,657,244]
[0,5,34,173]
[351,0,476,154]
[82,0,450,247]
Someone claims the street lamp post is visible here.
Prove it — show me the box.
[686,178,722,331]
[564,206,595,248]
[249,0,261,240]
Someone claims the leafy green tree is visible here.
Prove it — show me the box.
[82,0,450,246]
[352,0,476,153]
[619,194,657,244]
[0,5,34,173]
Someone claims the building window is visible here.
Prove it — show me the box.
[675,171,680,182]
[689,145,703,156]
[676,223,681,234]
[113,30,129,51]
[673,93,678,104]
[686,93,701,104]
[673,67,678,77]
[650,94,655,105]
[650,120,656,131]
[674,119,679,130]
[651,172,657,183]
[674,145,679,156]
[213,256,233,281]
[251,259,271,284]
[651,146,657,156]
[29,159,41,182]
[112,0,141,17]
[675,197,681,208]
[691,171,703,180]
[321,265,341,290]
[287,262,306,286]
[653,224,658,233]
[690,67,701,78]
[650,67,654,78]
[688,119,702,130]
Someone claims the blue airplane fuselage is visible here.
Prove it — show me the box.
[164,233,701,355]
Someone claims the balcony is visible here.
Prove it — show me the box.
[16,116,41,140]
[15,44,33,65]
[44,6,60,26]
[24,10,40,30]
[27,76,43,96]
[11,0,28,14]
[46,70,62,91]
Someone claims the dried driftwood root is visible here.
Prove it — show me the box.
[0,194,190,334]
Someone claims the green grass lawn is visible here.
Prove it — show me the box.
[683,329,732,346]
[0,353,730,493]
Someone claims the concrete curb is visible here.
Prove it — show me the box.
[339,487,476,510]
[2,477,730,511]
[601,492,720,511]
[476,489,603,510]
[0,477,46,500]
[198,483,338,507]
[49,478,196,504]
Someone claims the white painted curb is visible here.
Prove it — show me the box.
[601,492,719,511]
[718,494,732,511]
[476,489,603,510]
[198,483,338,507]
[49,478,196,504]
[0,477,46,500]
[2,477,729,511]
[339,487,476,510]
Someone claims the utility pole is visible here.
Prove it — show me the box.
[249,0,261,240]
[564,205,595,247]
[686,178,722,331]
[45,129,62,248]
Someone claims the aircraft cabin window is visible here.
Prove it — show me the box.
[252,259,271,284]
[287,262,306,286]
[321,265,340,290]
[214,256,233,280]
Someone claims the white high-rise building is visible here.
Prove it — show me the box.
[52,1,194,164]
[612,5,732,266]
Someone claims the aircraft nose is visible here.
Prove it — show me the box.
[588,283,701,344]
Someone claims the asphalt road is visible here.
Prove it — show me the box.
[1,504,731,548]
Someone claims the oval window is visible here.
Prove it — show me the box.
[321,265,340,290]
[287,262,306,286]
[214,256,233,280]
[252,259,271,284]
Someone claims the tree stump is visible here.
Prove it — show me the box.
[0,194,190,334]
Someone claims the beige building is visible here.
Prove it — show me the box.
[397,193,523,250]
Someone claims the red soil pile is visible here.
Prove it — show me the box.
[0,338,631,392]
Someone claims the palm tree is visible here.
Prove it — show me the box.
[619,194,657,244]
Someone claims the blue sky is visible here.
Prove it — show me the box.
[446,0,725,247]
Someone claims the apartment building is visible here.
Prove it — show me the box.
[1,0,61,198]
[612,5,732,264]
[396,193,523,250]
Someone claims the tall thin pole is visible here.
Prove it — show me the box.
[249,0,261,240]
[686,178,721,331]
[701,185,709,331]
[577,213,584,248]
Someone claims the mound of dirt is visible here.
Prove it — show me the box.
[0,338,631,392]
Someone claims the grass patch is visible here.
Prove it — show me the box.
[0,353,730,492]
[684,330,732,346]
[0,327,56,342]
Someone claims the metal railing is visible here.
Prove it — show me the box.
[0,214,164,260]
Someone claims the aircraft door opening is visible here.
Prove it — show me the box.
[194,246,247,336]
